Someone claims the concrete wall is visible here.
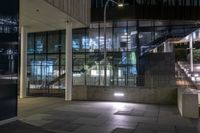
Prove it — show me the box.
[72,86,87,100]
[178,88,199,118]
[72,86,177,104]
[72,53,177,105]
[144,53,176,88]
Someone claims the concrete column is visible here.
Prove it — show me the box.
[20,26,27,98]
[190,36,194,72]
[164,41,173,53]
[164,42,167,52]
[65,21,72,101]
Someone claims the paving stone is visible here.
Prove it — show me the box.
[132,116,157,123]
[175,126,198,133]
[48,110,100,118]
[114,111,131,116]
[22,119,51,127]
[22,114,52,121]
[111,128,134,133]
[156,131,174,133]
[43,114,79,123]
[130,110,145,117]
[104,120,138,129]
[114,110,145,117]
[74,125,111,133]
[43,120,82,132]
[137,123,176,132]
[134,129,154,133]
[72,118,107,126]
[16,98,199,133]
[143,110,159,117]
[158,116,194,127]
[132,104,147,111]
[146,105,160,111]
[0,121,54,133]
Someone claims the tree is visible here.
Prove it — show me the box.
[188,49,200,63]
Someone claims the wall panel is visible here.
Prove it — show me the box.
[45,0,91,26]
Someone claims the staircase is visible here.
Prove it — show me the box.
[141,25,200,56]
[46,73,66,88]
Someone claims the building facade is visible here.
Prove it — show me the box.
[1,0,200,126]
[19,0,91,100]
[24,0,200,102]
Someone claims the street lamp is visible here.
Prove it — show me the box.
[103,0,124,86]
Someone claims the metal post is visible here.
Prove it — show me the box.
[103,1,109,86]
[190,36,194,72]
[20,26,27,98]
[103,0,121,86]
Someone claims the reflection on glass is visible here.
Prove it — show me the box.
[35,33,46,53]
[31,61,53,77]
[72,20,140,86]
[0,15,18,81]
[28,20,147,89]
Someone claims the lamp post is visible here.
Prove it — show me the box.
[103,0,123,86]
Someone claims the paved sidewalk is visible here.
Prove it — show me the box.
[0,97,199,133]
[0,121,53,133]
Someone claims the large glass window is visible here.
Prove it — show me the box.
[73,53,86,85]
[27,31,65,96]
[28,34,34,54]
[35,33,46,53]
[27,20,144,90]
[88,28,99,52]
[73,29,86,52]
[113,27,128,51]
[48,31,59,53]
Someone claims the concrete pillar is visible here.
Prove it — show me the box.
[164,41,173,53]
[65,21,72,101]
[190,36,194,72]
[164,42,167,52]
[20,26,27,98]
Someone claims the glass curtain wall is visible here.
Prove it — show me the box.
[27,31,65,96]
[73,21,138,86]
[28,20,185,94]
[27,21,140,91]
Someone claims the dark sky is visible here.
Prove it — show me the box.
[0,0,19,15]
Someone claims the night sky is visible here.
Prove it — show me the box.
[0,0,19,15]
